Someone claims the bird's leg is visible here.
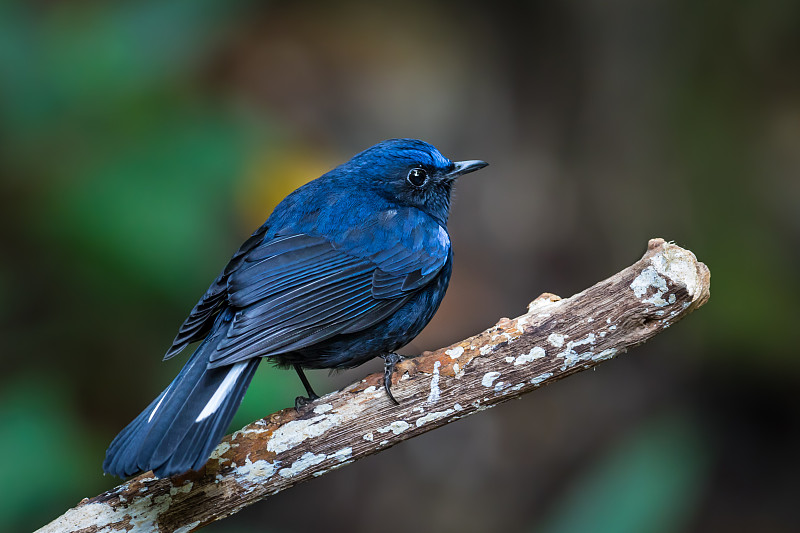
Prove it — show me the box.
[380,353,404,405]
[294,365,320,410]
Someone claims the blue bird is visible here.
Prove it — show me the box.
[103,139,487,478]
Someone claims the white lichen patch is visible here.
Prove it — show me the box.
[73,476,191,533]
[651,243,701,298]
[527,296,564,314]
[278,452,326,478]
[427,360,441,404]
[416,408,455,427]
[277,448,350,480]
[267,400,367,454]
[480,344,496,356]
[557,333,597,369]
[446,346,464,359]
[377,421,410,435]
[169,482,193,497]
[630,266,670,307]
[208,441,231,462]
[267,416,338,454]
[121,484,187,531]
[531,372,553,385]
[505,356,515,363]
[511,383,525,391]
[363,432,374,441]
[135,500,173,531]
[482,371,501,387]
[514,346,546,365]
[313,403,333,415]
[328,447,353,462]
[38,502,117,533]
[548,333,567,348]
[592,348,618,362]
[230,420,269,440]
[313,456,355,477]
[174,521,201,533]
[234,455,277,487]
[453,362,464,379]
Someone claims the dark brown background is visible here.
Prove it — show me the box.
[1,1,798,532]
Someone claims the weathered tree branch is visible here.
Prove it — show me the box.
[39,238,710,533]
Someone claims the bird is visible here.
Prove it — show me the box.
[102,138,488,479]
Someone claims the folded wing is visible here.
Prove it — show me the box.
[168,228,449,368]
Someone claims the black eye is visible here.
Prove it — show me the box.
[406,168,428,187]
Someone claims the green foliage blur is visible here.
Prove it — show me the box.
[1,1,798,532]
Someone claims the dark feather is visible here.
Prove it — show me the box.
[104,324,259,478]
[201,232,447,367]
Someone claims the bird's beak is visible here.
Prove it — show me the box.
[446,160,489,180]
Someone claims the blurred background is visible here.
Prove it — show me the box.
[1,0,798,531]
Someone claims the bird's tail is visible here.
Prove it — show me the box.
[103,338,260,478]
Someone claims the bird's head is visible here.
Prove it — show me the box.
[343,139,488,225]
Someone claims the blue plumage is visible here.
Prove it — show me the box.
[103,139,487,478]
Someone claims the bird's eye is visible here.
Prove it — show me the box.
[406,168,428,187]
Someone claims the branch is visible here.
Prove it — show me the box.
[39,238,710,533]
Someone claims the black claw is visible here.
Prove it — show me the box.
[295,393,319,411]
[381,353,404,405]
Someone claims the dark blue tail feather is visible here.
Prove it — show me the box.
[103,337,259,478]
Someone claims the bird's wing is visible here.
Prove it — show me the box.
[203,229,449,367]
[164,224,269,360]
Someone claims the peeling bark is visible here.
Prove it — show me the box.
[38,238,711,533]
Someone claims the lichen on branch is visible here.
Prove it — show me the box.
[38,238,710,533]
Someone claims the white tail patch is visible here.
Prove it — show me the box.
[195,362,248,422]
[148,383,172,423]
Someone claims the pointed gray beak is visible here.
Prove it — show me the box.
[446,160,488,179]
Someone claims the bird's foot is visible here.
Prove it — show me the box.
[293,364,320,411]
[381,353,405,405]
[295,393,320,411]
